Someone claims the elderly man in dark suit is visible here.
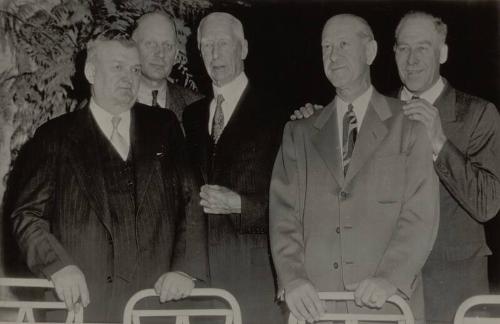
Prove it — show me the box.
[182,12,285,324]
[8,36,207,323]
[132,11,202,123]
[271,14,439,324]
[394,11,500,323]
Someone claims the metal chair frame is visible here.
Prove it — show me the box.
[453,295,500,324]
[122,288,242,324]
[0,277,83,324]
[287,291,415,324]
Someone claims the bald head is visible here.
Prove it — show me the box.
[323,14,374,42]
[132,12,177,42]
[132,12,178,85]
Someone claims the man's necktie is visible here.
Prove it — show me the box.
[110,116,129,160]
[342,104,358,175]
[152,90,160,107]
[211,94,225,144]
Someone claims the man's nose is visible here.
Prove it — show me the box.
[329,46,340,62]
[211,45,219,59]
[407,48,419,65]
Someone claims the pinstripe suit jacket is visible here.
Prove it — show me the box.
[182,84,286,323]
[8,102,208,322]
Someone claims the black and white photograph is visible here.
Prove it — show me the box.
[0,0,499,323]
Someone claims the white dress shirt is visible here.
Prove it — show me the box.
[137,80,168,108]
[336,85,373,157]
[208,72,248,135]
[400,76,445,104]
[89,98,131,160]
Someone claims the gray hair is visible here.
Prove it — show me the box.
[197,12,245,47]
[324,14,375,41]
[86,36,137,65]
[395,11,448,43]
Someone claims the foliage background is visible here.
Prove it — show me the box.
[0,0,210,303]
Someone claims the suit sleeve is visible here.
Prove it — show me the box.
[434,101,500,222]
[375,120,440,298]
[9,125,74,278]
[269,122,310,293]
[168,116,209,283]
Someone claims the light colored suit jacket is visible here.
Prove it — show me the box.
[270,89,439,319]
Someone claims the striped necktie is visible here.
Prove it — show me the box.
[211,94,225,144]
[342,104,358,175]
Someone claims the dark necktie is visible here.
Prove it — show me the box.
[151,90,160,107]
[342,104,358,175]
[412,95,420,100]
[211,94,225,144]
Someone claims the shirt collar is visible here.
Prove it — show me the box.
[89,98,131,143]
[401,77,445,104]
[212,72,248,105]
[336,85,373,128]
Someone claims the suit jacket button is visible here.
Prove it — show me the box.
[336,226,340,234]
[333,262,339,269]
[107,276,113,283]
[339,191,349,200]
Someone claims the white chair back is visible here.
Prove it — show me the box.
[0,277,82,324]
[453,295,500,324]
[122,288,242,324]
[287,291,414,324]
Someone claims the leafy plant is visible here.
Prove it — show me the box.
[0,0,210,170]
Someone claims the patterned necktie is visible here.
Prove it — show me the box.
[211,94,225,144]
[151,90,160,107]
[110,116,129,160]
[342,104,358,175]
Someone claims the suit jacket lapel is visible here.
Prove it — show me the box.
[131,104,158,215]
[312,99,344,186]
[344,90,391,185]
[67,106,112,235]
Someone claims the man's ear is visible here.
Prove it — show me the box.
[241,39,248,60]
[439,43,448,64]
[366,39,378,66]
[84,62,96,84]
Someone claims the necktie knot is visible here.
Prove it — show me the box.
[411,95,420,100]
[152,90,160,107]
[216,94,225,107]
[111,116,121,130]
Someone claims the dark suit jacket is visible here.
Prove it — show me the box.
[182,84,286,324]
[8,103,208,322]
[167,82,204,124]
[408,81,500,322]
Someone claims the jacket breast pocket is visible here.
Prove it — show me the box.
[372,154,406,203]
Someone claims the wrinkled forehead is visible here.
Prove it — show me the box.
[97,41,140,65]
[200,17,236,41]
[397,17,440,44]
